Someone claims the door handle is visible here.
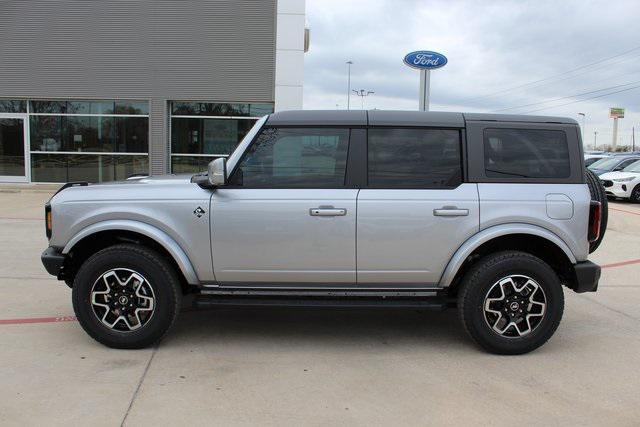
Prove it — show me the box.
[433,207,469,217]
[310,208,347,216]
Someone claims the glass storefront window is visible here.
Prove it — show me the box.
[25,99,149,183]
[29,100,149,115]
[30,116,148,153]
[0,99,27,113]
[171,156,218,174]
[170,101,272,173]
[171,102,273,117]
[30,153,149,182]
[171,118,254,155]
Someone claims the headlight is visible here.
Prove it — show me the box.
[612,177,635,182]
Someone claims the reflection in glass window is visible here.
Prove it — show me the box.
[29,100,148,115]
[229,127,350,188]
[368,128,462,188]
[171,118,254,155]
[0,99,27,113]
[171,102,273,117]
[171,156,218,174]
[484,129,570,178]
[30,153,148,182]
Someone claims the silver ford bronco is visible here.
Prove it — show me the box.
[41,110,606,354]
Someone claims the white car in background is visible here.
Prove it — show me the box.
[600,159,640,202]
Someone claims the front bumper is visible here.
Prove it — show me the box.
[602,181,632,198]
[41,247,66,278]
[572,260,601,293]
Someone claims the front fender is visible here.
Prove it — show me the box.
[62,219,200,285]
[438,223,577,287]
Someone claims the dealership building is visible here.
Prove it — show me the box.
[0,0,305,183]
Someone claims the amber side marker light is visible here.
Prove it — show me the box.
[45,204,52,239]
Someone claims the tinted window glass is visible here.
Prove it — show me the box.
[171,102,272,117]
[368,128,461,188]
[484,129,570,178]
[171,118,255,155]
[229,128,350,188]
[0,100,27,113]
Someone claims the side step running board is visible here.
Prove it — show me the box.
[194,296,450,310]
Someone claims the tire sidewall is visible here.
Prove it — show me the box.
[72,246,179,348]
[463,256,564,354]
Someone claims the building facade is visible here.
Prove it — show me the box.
[0,0,305,183]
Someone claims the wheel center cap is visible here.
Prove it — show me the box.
[509,301,520,311]
[119,296,129,305]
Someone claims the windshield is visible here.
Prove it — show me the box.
[623,159,640,173]
[588,157,619,170]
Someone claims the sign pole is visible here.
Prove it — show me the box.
[612,117,618,151]
[419,69,430,111]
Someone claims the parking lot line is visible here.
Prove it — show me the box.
[0,315,76,325]
[600,258,640,269]
[609,207,640,216]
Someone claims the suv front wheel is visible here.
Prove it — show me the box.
[72,244,182,349]
[458,251,564,355]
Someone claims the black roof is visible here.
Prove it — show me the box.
[265,110,579,127]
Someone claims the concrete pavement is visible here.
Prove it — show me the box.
[1,187,639,426]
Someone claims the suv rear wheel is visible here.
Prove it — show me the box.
[458,251,564,355]
[72,244,182,349]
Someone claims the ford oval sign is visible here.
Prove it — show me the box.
[403,51,447,70]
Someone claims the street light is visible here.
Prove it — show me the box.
[352,89,374,110]
[594,130,598,150]
[346,61,353,110]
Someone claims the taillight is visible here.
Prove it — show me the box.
[588,201,601,242]
[45,204,52,239]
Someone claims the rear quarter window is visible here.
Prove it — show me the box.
[484,128,570,178]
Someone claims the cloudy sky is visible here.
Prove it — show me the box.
[303,0,640,149]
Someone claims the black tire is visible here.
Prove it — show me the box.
[72,244,182,349]
[585,168,608,253]
[458,251,564,355]
[631,184,640,203]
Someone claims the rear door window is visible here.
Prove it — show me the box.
[484,129,570,178]
[367,128,462,188]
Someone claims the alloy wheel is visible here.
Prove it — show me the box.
[483,274,547,338]
[90,268,155,332]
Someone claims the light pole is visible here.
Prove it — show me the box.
[577,113,586,143]
[594,131,598,150]
[346,61,353,110]
[352,89,374,110]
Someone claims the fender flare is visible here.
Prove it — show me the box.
[62,219,200,285]
[438,223,577,287]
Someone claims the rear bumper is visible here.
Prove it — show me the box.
[41,247,66,278]
[572,260,601,293]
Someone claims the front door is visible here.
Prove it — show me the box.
[0,114,28,182]
[211,126,357,285]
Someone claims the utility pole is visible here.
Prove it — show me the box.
[346,61,353,110]
[594,131,598,150]
[352,89,374,110]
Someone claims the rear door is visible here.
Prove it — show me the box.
[211,126,359,285]
[357,126,479,285]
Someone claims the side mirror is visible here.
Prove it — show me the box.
[208,158,227,186]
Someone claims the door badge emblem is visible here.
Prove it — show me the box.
[193,207,206,218]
